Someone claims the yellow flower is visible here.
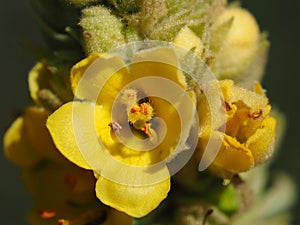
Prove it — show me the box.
[24,162,132,225]
[4,59,73,166]
[3,106,131,225]
[197,80,276,178]
[46,47,196,217]
[3,107,68,168]
[28,60,72,110]
[4,68,131,224]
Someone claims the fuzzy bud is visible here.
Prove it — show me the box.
[80,6,126,53]
[108,0,142,13]
[67,0,100,7]
[211,6,261,80]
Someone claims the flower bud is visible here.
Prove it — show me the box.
[67,0,100,7]
[80,6,126,53]
[211,7,260,80]
[108,0,142,13]
[173,26,203,55]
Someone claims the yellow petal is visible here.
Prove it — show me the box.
[149,96,190,161]
[24,107,67,164]
[47,102,95,170]
[71,53,132,107]
[197,80,228,133]
[96,176,170,218]
[97,64,133,110]
[220,80,268,113]
[23,162,96,207]
[214,135,254,173]
[253,81,265,95]
[219,79,234,100]
[28,61,52,106]
[235,105,271,141]
[3,117,42,168]
[71,53,101,97]
[225,108,249,138]
[231,86,268,113]
[246,116,276,164]
[198,132,254,177]
[130,47,187,89]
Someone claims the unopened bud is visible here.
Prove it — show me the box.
[212,7,260,80]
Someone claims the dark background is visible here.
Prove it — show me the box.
[0,1,299,224]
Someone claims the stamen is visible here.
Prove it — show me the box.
[108,121,122,134]
[58,219,69,225]
[248,109,263,120]
[40,210,56,219]
[128,101,154,137]
[130,104,141,113]
[58,209,106,225]
[140,103,148,115]
[141,123,152,137]
[225,101,232,111]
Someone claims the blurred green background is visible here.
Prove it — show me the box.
[0,0,299,224]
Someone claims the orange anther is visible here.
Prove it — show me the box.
[130,105,141,113]
[40,210,56,219]
[248,109,263,120]
[225,101,231,111]
[141,123,152,137]
[58,219,69,225]
[140,103,148,115]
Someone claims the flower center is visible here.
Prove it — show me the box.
[117,88,156,138]
[108,88,165,148]
[128,101,154,137]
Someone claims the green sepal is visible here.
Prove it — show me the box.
[67,0,102,7]
[108,0,142,13]
[218,184,239,215]
[209,17,234,53]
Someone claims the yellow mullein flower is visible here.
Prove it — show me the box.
[3,107,68,168]
[24,161,132,225]
[23,162,96,209]
[46,47,196,217]
[3,106,132,225]
[197,80,276,178]
[4,59,74,167]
